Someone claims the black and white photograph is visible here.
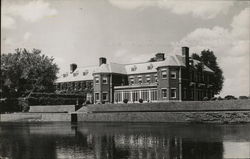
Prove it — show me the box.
[1,0,250,158]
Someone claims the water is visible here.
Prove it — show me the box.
[0,122,250,159]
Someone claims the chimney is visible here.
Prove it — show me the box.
[182,47,189,68]
[99,57,107,66]
[70,63,77,73]
[155,53,165,61]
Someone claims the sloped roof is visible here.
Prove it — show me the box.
[56,54,213,83]
[192,59,214,73]
[56,66,97,83]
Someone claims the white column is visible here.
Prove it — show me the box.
[139,90,142,99]
[130,91,133,102]
[121,91,124,102]
[149,89,151,101]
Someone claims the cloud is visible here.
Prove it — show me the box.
[2,15,16,29]
[2,0,57,29]
[108,0,234,19]
[23,32,32,41]
[171,7,250,96]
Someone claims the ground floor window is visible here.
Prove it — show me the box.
[151,89,158,101]
[95,93,100,101]
[132,90,139,102]
[162,89,167,98]
[124,91,131,101]
[102,92,108,101]
[141,90,149,101]
[171,88,177,98]
[115,91,122,102]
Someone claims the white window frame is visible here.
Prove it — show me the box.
[161,70,167,79]
[146,77,151,83]
[171,71,177,79]
[95,77,99,84]
[171,88,177,98]
[102,76,108,84]
[138,77,142,84]
[161,88,168,98]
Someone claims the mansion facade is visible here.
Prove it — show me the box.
[55,47,215,104]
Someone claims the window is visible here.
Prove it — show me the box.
[124,91,131,101]
[154,74,158,82]
[171,71,176,79]
[130,78,134,85]
[102,92,108,101]
[161,70,167,79]
[132,90,139,102]
[146,77,151,83]
[138,77,142,84]
[83,70,89,76]
[131,65,137,71]
[95,93,100,101]
[147,64,153,70]
[141,90,149,101]
[115,91,122,102]
[162,89,167,98]
[151,89,158,101]
[95,77,99,84]
[102,76,108,84]
[171,88,177,98]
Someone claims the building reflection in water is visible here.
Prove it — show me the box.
[0,122,249,159]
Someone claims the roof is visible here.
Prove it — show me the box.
[56,66,97,83]
[192,59,214,73]
[56,54,213,83]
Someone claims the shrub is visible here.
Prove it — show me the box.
[239,96,248,100]
[224,95,237,100]
[203,97,209,101]
[123,99,128,104]
[85,100,91,104]
[210,97,217,101]
[139,99,143,103]
[217,96,223,100]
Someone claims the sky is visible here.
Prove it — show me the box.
[1,0,250,97]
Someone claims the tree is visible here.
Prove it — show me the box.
[191,53,201,61]
[1,48,59,98]
[191,50,224,95]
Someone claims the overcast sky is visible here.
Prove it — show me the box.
[1,0,249,97]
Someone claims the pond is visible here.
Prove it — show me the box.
[0,122,249,159]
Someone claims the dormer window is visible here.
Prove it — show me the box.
[73,71,79,77]
[131,65,137,72]
[63,73,68,78]
[83,70,89,76]
[147,64,153,70]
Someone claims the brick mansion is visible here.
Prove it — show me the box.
[55,47,215,104]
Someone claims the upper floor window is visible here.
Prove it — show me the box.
[154,74,158,82]
[146,76,151,83]
[162,89,167,98]
[95,77,99,84]
[171,88,177,98]
[171,71,177,79]
[138,77,142,84]
[161,70,167,79]
[102,76,108,84]
[130,78,134,85]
